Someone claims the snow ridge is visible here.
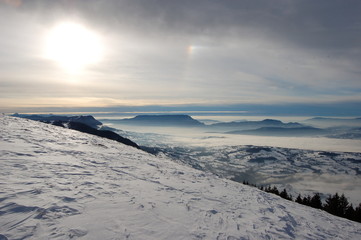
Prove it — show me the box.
[0,116,360,239]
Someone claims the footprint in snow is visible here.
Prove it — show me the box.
[35,205,80,219]
[208,209,218,215]
[0,234,8,240]
[68,228,88,238]
[57,196,77,203]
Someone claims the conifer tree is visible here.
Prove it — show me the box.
[302,195,311,206]
[324,193,342,216]
[310,193,322,209]
[264,186,271,193]
[354,203,361,223]
[295,194,303,204]
[280,189,292,201]
[345,204,355,221]
[338,194,349,217]
[271,186,279,195]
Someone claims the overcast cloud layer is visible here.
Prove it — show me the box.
[1,0,361,114]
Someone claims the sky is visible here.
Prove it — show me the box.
[1,0,361,115]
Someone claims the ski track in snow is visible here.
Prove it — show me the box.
[0,116,361,239]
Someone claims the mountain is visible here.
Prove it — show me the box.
[210,119,304,130]
[305,117,361,128]
[116,114,204,127]
[227,126,327,136]
[12,113,102,128]
[1,116,361,239]
[327,127,361,139]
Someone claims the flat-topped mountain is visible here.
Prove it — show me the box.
[118,114,204,126]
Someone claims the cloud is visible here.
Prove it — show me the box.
[1,0,361,111]
[18,0,360,71]
[17,1,361,41]
[11,0,360,59]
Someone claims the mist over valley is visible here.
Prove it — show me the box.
[93,113,361,205]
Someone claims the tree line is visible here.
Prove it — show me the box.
[242,181,361,223]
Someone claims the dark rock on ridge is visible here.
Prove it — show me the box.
[12,114,139,149]
[54,121,140,149]
[12,114,102,128]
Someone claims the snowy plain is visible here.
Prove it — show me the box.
[1,116,361,239]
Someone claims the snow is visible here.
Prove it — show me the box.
[1,116,360,239]
[150,144,361,205]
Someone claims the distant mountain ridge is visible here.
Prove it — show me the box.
[14,113,360,139]
[308,117,361,121]
[304,117,361,128]
[114,115,304,130]
[227,126,327,136]
[209,119,304,130]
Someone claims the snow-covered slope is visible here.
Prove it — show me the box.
[150,144,361,205]
[1,116,360,240]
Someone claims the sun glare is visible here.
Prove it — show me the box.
[44,22,103,73]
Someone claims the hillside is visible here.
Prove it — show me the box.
[0,116,360,239]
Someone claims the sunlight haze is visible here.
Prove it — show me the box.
[44,22,104,73]
[0,0,360,115]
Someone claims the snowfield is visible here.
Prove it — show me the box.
[1,116,360,239]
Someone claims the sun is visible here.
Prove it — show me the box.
[44,22,103,73]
